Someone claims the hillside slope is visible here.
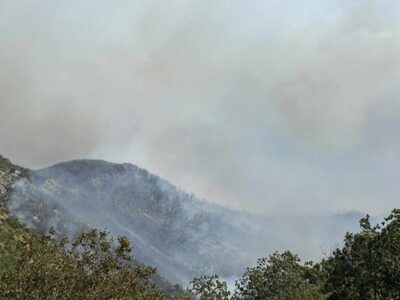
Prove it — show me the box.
[0,155,181,297]
[5,157,361,285]
[7,159,260,284]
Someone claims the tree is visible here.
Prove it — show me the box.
[234,251,325,300]
[189,274,231,300]
[323,209,400,300]
[0,227,164,299]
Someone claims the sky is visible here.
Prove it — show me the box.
[1,0,400,216]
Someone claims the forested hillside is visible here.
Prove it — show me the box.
[0,155,172,299]
[2,197,400,299]
[2,155,400,299]
[6,158,361,284]
[8,159,260,284]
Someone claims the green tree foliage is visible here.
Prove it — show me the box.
[323,209,400,300]
[233,251,325,300]
[186,209,400,300]
[0,224,164,299]
[0,215,33,279]
[229,209,400,300]
[188,274,231,300]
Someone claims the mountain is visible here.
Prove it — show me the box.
[7,159,262,284]
[4,156,362,285]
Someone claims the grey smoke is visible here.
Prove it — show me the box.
[1,0,400,215]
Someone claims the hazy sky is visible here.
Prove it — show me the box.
[1,0,400,215]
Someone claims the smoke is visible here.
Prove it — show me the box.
[7,163,363,284]
[1,0,400,214]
